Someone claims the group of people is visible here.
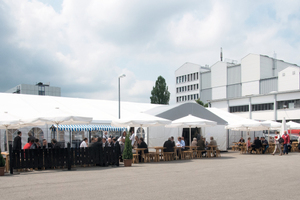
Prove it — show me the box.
[79,131,149,162]
[239,131,292,155]
[12,131,61,151]
[163,136,218,157]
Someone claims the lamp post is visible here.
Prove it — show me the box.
[118,74,126,119]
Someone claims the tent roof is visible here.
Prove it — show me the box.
[145,102,228,125]
[0,93,161,124]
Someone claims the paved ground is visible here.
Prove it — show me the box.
[1,151,299,200]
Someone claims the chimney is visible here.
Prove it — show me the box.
[220,47,223,61]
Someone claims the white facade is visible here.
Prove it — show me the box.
[175,53,300,123]
[5,83,61,96]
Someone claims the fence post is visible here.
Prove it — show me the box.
[9,144,13,175]
[67,143,71,171]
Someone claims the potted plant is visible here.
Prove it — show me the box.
[0,148,5,176]
[122,133,133,167]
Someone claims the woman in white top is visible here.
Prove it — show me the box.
[118,131,127,145]
[80,138,88,148]
[272,132,282,156]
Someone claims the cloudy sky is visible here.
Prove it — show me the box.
[0,0,299,104]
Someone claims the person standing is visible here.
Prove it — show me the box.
[273,132,282,156]
[80,138,88,148]
[130,130,135,146]
[13,131,22,150]
[27,133,35,143]
[282,131,290,155]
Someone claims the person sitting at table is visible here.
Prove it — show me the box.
[137,137,148,162]
[209,137,218,156]
[181,137,186,150]
[171,136,175,146]
[191,138,197,147]
[203,137,209,150]
[238,137,245,145]
[197,136,206,156]
[246,137,251,149]
[163,138,175,152]
[209,137,217,147]
[251,137,262,153]
[261,137,269,154]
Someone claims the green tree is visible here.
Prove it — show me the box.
[150,76,170,104]
[195,98,208,107]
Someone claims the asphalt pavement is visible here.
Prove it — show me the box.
[1,151,299,200]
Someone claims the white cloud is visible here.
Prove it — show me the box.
[0,0,300,105]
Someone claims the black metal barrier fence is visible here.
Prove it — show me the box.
[9,143,120,174]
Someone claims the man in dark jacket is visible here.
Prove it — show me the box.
[137,137,148,162]
[251,137,262,152]
[197,136,206,156]
[163,138,175,152]
[51,139,61,149]
[13,131,22,150]
[112,138,120,166]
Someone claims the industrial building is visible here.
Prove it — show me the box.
[5,82,61,96]
[175,53,300,122]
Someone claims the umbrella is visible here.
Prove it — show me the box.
[111,112,171,143]
[22,107,93,140]
[165,114,217,147]
[286,121,300,129]
[0,112,21,151]
[226,119,271,151]
[263,120,289,143]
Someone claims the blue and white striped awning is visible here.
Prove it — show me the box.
[53,124,127,132]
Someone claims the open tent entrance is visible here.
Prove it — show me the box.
[182,127,201,146]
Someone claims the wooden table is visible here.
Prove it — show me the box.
[134,148,147,162]
[1,152,9,173]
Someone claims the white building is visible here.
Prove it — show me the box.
[5,82,61,96]
[175,53,300,122]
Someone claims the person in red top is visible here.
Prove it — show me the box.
[282,131,290,155]
[23,139,34,150]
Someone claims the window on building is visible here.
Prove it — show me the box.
[193,73,195,80]
[229,105,249,113]
[176,77,179,83]
[252,103,274,111]
[277,99,300,109]
[196,73,198,80]
[38,86,45,95]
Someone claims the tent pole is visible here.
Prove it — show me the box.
[268,129,270,143]
[56,123,59,141]
[189,126,191,147]
[6,126,9,151]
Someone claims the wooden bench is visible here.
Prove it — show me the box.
[132,154,139,163]
[163,152,174,161]
[182,150,193,159]
[196,150,205,158]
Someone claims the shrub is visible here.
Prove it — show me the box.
[122,133,133,160]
